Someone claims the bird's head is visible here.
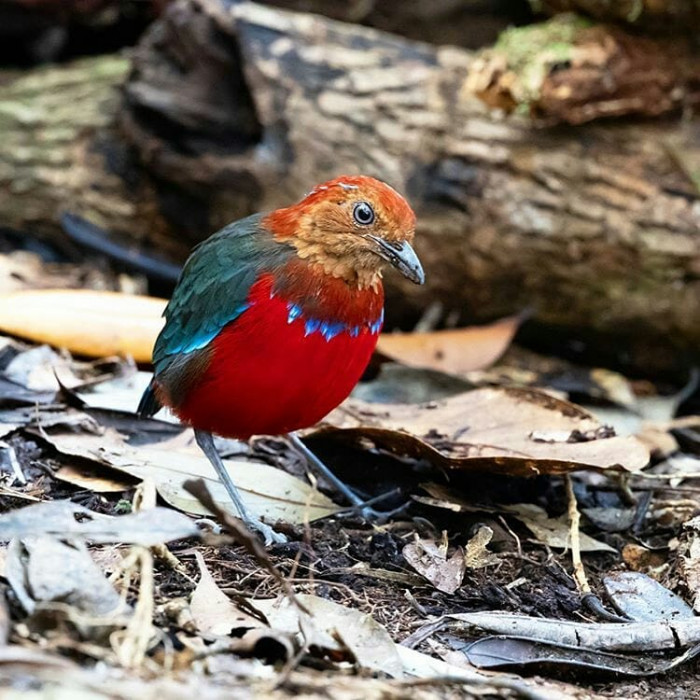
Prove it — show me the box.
[264,175,424,290]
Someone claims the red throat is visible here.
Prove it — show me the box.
[171,274,383,439]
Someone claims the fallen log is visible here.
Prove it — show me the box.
[0,0,699,372]
[537,0,700,32]
[0,55,182,259]
[467,15,700,124]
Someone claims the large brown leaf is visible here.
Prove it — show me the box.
[313,387,649,476]
[375,313,524,375]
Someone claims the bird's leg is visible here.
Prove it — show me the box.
[286,433,407,522]
[194,429,286,545]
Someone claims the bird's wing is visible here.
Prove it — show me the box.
[152,213,294,373]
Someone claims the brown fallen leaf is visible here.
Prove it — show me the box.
[252,594,404,678]
[190,550,295,663]
[503,503,616,553]
[42,428,340,523]
[191,551,266,637]
[314,386,649,477]
[5,536,127,616]
[376,312,525,375]
[417,483,615,553]
[0,290,166,362]
[403,534,466,594]
[464,526,498,569]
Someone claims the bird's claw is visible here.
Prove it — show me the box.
[358,501,410,523]
[336,489,410,523]
[246,518,287,545]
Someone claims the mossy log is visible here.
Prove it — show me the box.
[0,0,699,372]
[468,15,700,124]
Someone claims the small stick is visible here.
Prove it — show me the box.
[564,479,625,622]
[565,475,590,595]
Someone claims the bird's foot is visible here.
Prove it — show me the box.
[244,517,287,545]
[336,488,410,524]
[355,503,410,523]
[286,434,409,524]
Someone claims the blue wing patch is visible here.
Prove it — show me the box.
[166,302,251,355]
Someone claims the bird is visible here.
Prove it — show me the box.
[138,175,424,543]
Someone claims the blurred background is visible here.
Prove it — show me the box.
[0,0,698,379]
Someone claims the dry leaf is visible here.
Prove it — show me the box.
[621,543,667,572]
[5,536,126,616]
[43,429,340,523]
[403,535,466,594]
[54,463,136,493]
[191,552,267,637]
[464,526,498,569]
[75,371,165,416]
[5,345,76,392]
[416,485,614,553]
[0,500,198,545]
[190,551,297,661]
[441,610,700,653]
[0,290,165,362]
[603,572,696,622]
[351,364,472,404]
[376,312,525,375]
[252,594,403,678]
[316,386,649,477]
[504,503,615,553]
[679,516,700,614]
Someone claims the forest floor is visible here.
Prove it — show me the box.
[2,257,700,699]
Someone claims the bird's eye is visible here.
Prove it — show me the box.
[353,202,375,226]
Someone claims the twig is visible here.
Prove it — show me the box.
[565,476,589,595]
[134,478,192,581]
[183,479,308,614]
[565,478,623,622]
[60,212,181,283]
[634,471,700,481]
[404,589,428,617]
[497,514,522,559]
[111,547,157,668]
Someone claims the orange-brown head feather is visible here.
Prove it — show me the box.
[263,176,421,290]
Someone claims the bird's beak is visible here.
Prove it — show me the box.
[365,235,425,285]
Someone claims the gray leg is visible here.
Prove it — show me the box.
[287,433,407,522]
[195,429,286,545]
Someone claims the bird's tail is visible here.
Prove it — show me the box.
[137,382,162,418]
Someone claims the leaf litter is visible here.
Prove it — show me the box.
[2,308,700,698]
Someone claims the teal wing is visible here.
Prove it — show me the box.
[138,213,293,418]
[152,213,294,373]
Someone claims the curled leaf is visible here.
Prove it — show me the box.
[315,387,649,477]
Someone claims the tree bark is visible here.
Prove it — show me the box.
[468,15,700,124]
[537,0,700,32]
[257,0,534,49]
[0,55,182,258]
[0,0,699,371]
